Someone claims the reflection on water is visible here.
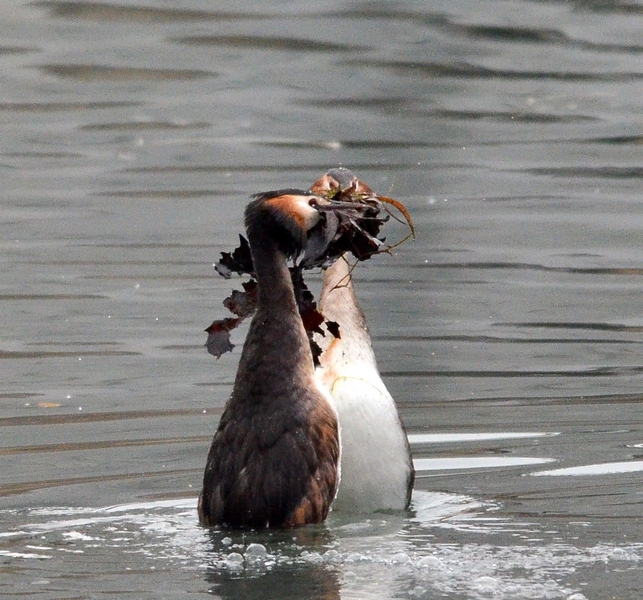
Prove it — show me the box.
[3,0,643,597]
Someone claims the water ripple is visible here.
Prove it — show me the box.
[32,1,266,22]
[440,21,643,54]
[497,322,643,332]
[343,59,643,81]
[0,468,199,497]
[0,46,37,55]
[0,101,140,111]
[39,64,215,81]
[377,334,641,344]
[79,120,211,131]
[0,435,210,456]
[301,99,597,123]
[412,262,643,275]
[0,408,214,427]
[174,35,367,52]
[525,166,643,178]
[382,366,643,378]
[0,294,105,301]
[0,350,140,359]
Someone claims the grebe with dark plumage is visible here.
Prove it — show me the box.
[310,168,415,512]
[198,190,340,528]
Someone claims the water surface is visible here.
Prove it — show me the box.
[2,0,643,598]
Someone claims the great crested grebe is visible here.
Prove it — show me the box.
[310,168,415,512]
[199,190,341,528]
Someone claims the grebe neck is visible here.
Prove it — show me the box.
[233,231,315,399]
[319,258,377,366]
[250,233,300,315]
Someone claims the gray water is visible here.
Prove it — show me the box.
[2,1,643,598]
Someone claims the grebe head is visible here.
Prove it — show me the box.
[245,189,324,259]
[309,167,374,201]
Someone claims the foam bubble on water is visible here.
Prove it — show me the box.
[300,550,324,564]
[343,570,358,582]
[224,552,244,568]
[471,576,500,595]
[244,543,268,560]
[323,548,340,562]
[390,552,411,565]
[345,552,367,563]
[416,555,441,569]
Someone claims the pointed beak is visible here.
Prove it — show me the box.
[300,208,340,267]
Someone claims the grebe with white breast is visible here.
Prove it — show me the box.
[310,168,415,512]
[198,190,341,528]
